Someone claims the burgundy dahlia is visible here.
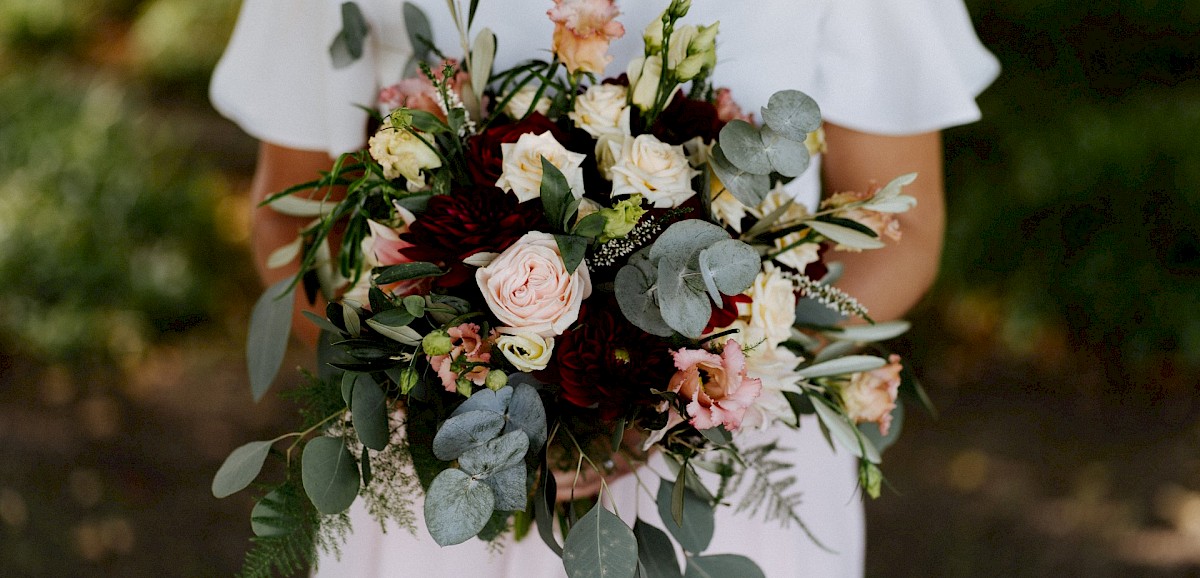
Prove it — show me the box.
[540,302,676,421]
[400,186,548,287]
[465,113,569,188]
[650,93,725,145]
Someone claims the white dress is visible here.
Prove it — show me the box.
[211,1,998,576]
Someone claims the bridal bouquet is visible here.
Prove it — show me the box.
[214,1,929,576]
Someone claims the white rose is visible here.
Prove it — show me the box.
[753,186,821,270]
[609,134,699,208]
[495,328,555,372]
[595,133,623,180]
[504,86,552,118]
[741,344,804,429]
[569,84,631,138]
[496,131,587,203]
[368,126,442,191]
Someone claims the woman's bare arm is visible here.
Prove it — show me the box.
[820,124,946,322]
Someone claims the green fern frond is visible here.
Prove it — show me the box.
[723,441,831,552]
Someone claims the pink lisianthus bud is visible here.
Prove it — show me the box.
[842,354,903,436]
[667,340,762,431]
[547,0,625,75]
[429,323,493,393]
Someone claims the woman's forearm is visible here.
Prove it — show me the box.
[819,124,946,322]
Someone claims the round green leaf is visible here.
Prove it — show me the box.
[301,436,361,515]
[563,502,638,578]
[451,386,514,417]
[760,89,821,142]
[761,125,811,178]
[717,120,772,175]
[505,383,548,450]
[250,489,296,537]
[649,220,731,265]
[657,258,714,340]
[684,554,765,578]
[615,249,673,337]
[351,373,390,451]
[432,409,505,461]
[212,440,273,498]
[247,278,294,402]
[458,430,529,476]
[698,239,760,297]
[709,145,771,208]
[424,468,496,546]
[656,479,714,554]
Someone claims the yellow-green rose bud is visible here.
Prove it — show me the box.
[643,12,665,53]
[389,108,413,130]
[690,22,719,56]
[598,194,647,242]
[668,0,691,19]
[863,462,883,499]
[485,370,508,391]
[422,329,453,356]
[396,367,420,395]
[456,377,473,398]
[675,53,708,82]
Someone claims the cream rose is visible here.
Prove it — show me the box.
[753,186,821,270]
[368,126,442,191]
[737,263,796,350]
[476,232,592,337]
[495,328,555,371]
[609,134,699,208]
[496,131,587,203]
[504,86,552,118]
[569,84,631,138]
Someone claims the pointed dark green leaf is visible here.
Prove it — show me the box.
[212,440,272,498]
[247,278,294,401]
[656,479,714,554]
[535,458,564,555]
[634,520,682,578]
[424,468,495,546]
[563,502,638,578]
[369,307,415,328]
[374,262,445,284]
[554,234,589,275]
[684,554,765,578]
[540,157,576,231]
[760,89,821,142]
[301,436,361,515]
[572,212,609,238]
[432,409,505,461]
[351,373,389,451]
[361,446,373,486]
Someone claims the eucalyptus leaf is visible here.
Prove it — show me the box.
[329,1,369,69]
[432,410,505,461]
[479,461,527,511]
[655,479,714,554]
[811,398,881,463]
[795,355,887,379]
[650,219,731,265]
[212,441,272,498]
[684,554,766,578]
[250,489,296,537]
[301,436,361,515]
[341,372,355,407]
[698,239,760,297]
[427,294,471,325]
[534,457,563,555]
[505,383,548,450]
[709,144,771,208]
[615,249,673,337]
[717,120,772,175]
[403,2,434,73]
[562,503,638,578]
[634,520,682,578]
[760,89,821,142]
[403,294,426,317]
[350,373,390,451]
[657,258,713,340]
[424,468,496,546]
[470,28,496,105]
[805,220,886,250]
[760,124,811,178]
[247,278,294,401]
[451,386,514,417]
[459,431,529,511]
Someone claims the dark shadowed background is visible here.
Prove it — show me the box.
[1,1,1198,576]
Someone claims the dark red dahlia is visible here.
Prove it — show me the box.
[704,293,753,334]
[465,113,569,187]
[540,301,676,421]
[400,186,548,287]
[649,92,725,145]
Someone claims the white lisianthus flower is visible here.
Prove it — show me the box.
[368,126,441,191]
[494,328,555,372]
[569,84,631,138]
[753,186,822,271]
[609,134,699,208]
[504,86,552,118]
[496,131,587,203]
[627,56,663,111]
[740,344,804,429]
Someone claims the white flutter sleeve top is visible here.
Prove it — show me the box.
[212,1,997,576]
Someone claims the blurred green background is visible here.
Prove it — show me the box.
[0,0,1197,576]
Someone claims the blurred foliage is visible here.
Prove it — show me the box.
[0,63,249,360]
[938,0,1200,376]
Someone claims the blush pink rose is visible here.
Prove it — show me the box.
[668,340,763,431]
[842,354,903,436]
[429,323,493,392]
[378,59,472,120]
[475,231,592,338]
[714,88,753,124]
[547,0,625,74]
